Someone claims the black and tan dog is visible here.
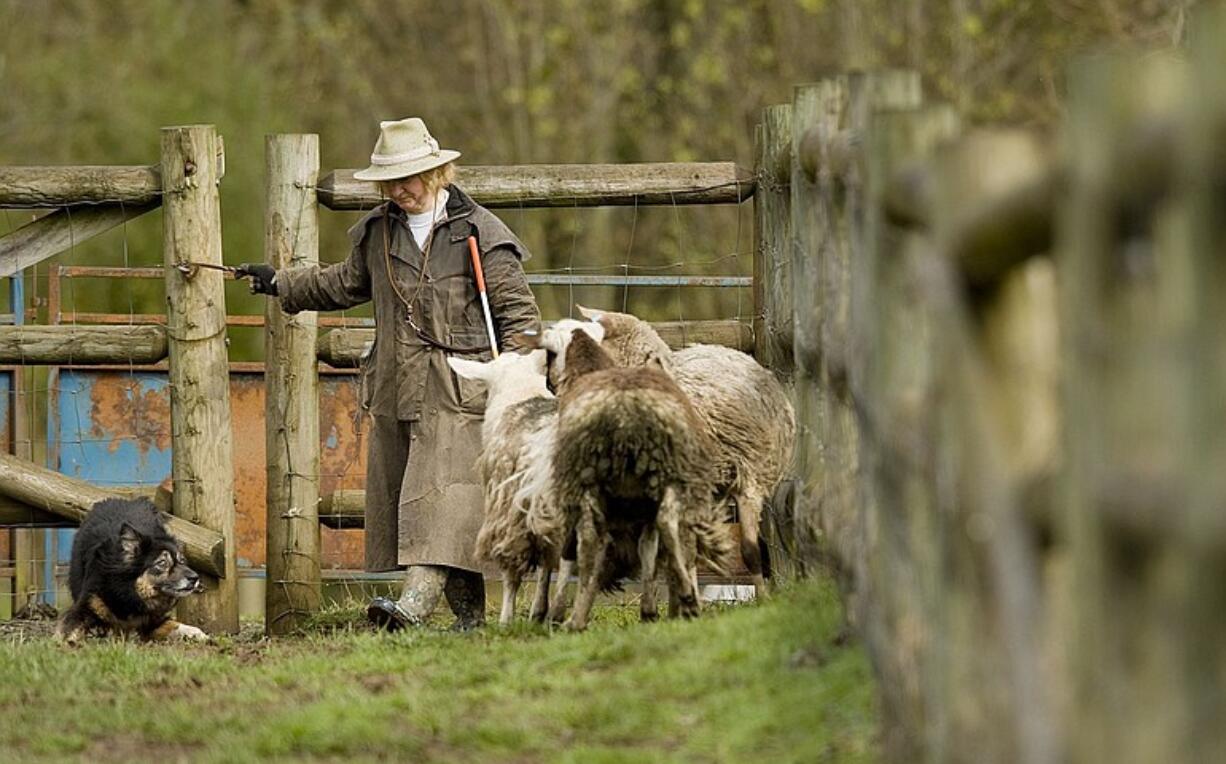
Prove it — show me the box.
[56,497,207,645]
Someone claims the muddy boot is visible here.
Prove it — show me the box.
[444,568,486,632]
[368,565,447,631]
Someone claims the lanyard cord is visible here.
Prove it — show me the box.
[381,202,491,354]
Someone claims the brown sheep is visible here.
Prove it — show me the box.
[574,306,797,597]
[540,319,733,630]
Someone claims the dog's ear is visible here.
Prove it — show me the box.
[118,523,143,562]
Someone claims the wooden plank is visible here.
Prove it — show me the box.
[0,452,224,577]
[316,319,753,368]
[0,325,167,364]
[0,165,162,208]
[317,163,755,210]
[0,203,158,278]
[264,134,322,635]
[161,125,238,633]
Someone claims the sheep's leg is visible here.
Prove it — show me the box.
[638,525,660,622]
[529,562,552,623]
[738,484,768,598]
[547,528,577,623]
[565,499,607,632]
[658,485,700,619]
[499,571,521,626]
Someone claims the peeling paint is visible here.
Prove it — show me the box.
[53,369,369,571]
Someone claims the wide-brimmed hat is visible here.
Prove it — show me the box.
[352,117,461,182]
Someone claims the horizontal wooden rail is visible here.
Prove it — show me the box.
[0,325,168,364]
[317,319,753,367]
[0,453,225,577]
[319,489,364,529]
[0,165,163,208]
[317,162,756,210]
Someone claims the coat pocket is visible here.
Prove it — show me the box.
[447,329,492,414]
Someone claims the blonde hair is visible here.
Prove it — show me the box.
[380,162,456,199]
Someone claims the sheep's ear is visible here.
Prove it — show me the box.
[447,356,489,381]
[581,321,606,344]
[118,523,143,562]
[575,304,603,322]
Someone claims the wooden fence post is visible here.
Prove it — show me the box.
[753,103,799,581]
[161,124,238,634]
[789,72,921,583]
[754,104,794,379]
[264,134,321,635]
[1058,39,1226,760]
[856,104,960,761]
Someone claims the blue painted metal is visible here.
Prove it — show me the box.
[55,370,173,486]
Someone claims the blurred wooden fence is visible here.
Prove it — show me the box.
[756,5,1226,762]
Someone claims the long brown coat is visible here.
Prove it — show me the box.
[278,186,540,572]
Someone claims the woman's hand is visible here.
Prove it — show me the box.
[235,263,278,295]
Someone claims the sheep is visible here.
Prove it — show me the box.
[538,318,734,630]
[447,349,565,626]
[573,306,797,598]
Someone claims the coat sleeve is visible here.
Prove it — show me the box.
[277,244,372,314]
[483,246,541,350]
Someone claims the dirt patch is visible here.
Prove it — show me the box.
[83,733,198,764]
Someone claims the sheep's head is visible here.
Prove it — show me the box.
[447,349,549,397]
[537,318,606,378]
[575,304,673,371]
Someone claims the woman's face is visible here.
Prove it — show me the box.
[381,174,431,214]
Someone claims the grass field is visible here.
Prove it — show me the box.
[0,578,877,763]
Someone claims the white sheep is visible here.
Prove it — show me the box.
[447,349,565,626]
[574,306,797,597]
[538,319,733,630]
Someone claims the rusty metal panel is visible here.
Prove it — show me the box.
[53,368,368,572]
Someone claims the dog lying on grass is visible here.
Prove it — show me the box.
[55,497,207,645]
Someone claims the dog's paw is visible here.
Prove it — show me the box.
[171,624,210,642]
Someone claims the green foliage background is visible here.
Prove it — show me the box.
[0,0,1190,358]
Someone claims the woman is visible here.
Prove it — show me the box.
[239,117,540,630]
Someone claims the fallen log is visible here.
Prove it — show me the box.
[0,453,225,577]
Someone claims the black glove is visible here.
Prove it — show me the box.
[236,263,278,296]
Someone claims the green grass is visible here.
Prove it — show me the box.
[0,578,877,763]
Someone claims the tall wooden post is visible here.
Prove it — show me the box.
[753,104,794,380]
[790,72,921,581]
[858,104,960,762]
[161,125,238,633]
[264,134,321,635]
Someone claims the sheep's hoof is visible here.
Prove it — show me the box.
[563,617,586,632]
[640,607,659,623]
[676,597,700,620]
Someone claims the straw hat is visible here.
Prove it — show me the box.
[352,117,461,182]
